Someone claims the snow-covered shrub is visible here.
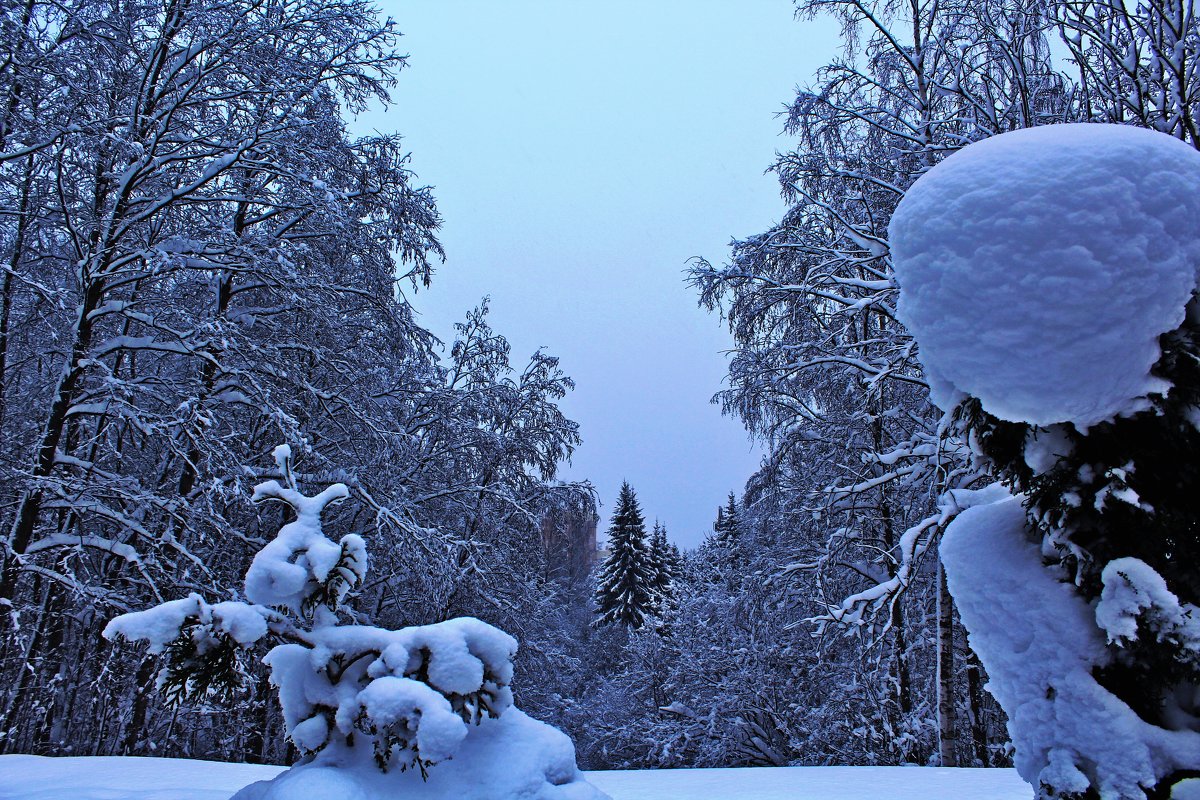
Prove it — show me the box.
[890,124,1200,799]
[105,446,606,800]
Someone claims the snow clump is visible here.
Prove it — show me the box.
[889,123,1200,427]
[940,489,1200,798]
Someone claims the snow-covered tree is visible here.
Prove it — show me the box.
[689,0,1198,768]
[593,483,655,630]
[686,0,1059,760]
[892,124,1200,799]
[646,522,681,618]
[0,0,590,761]
[712,494,741,549]
[105,445,604,799]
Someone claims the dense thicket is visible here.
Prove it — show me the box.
[0,0,590,761]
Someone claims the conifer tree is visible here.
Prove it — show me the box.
[713,493,741,549]
[648,522,678,614]
[594,482,655,629]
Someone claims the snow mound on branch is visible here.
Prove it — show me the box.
[1095,557,1200,659]
[940,489,1200,798]
[265,617,519,773]
[229,708,607,800]
[244,447,359,617]
[103,593,269,652]
[889,123,1200,427]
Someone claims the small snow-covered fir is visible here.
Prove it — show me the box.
[105,446,606,800]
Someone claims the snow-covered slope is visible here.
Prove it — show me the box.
[0,754,1029,800]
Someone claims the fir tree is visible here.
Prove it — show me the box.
[648,522,679,614]
[713,493,741,549]
[594,482,655,629]
[703,492,746,587]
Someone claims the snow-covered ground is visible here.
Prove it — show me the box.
[0,754,1030,800]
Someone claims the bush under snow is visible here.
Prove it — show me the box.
[889,123,1200,428]
[105,446,606,800]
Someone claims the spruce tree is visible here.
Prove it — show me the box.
[714,493,741,548]
[594,482,655,629]
[648,522,678,614]
[704,493,746,588]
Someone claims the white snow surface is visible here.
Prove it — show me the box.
[940,488,1200,798]
[229,709,603,800]
[0,754,1032,800]
[889,123,1200,427]
[244,457,358,618]
[262,616,518,773]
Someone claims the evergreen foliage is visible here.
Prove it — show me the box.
[954,306,1200,769]
[647,522,681,616]
[593,483,656,629]
[712,493,741,549]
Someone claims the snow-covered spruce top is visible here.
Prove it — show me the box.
[889,123,1200,428]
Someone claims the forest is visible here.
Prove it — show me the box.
[0,1,1198,799]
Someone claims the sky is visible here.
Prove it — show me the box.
[357,2,840,548]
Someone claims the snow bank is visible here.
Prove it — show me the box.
[0,754,1034,800]
[889,123,1200,427]
[940,489,1200,798]
[230,709,604,800]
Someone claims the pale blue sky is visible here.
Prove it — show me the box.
[358,2,839,547]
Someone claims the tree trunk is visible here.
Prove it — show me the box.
[965,643,990,766]
[0,275,105,604]
[120,655,157,755]
[936,561,959,766]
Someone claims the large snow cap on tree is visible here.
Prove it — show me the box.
[889,123,1200,427]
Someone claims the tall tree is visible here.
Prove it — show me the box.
[647,521,679,616]
[712,493,741,549]
[0,0,591,761]
[689,0,1069,765]
[594,483,655,629]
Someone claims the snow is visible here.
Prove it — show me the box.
[1096,557,1200,656]
[103,593,269,654]
[244,453,356,619]
[0,754,1032,800]
[258,617,520,774]
[889,123,1200,427]
[940,488,1200,798]
[353,675,467,764]
[103,449,594,798]
[230,709,601,800]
